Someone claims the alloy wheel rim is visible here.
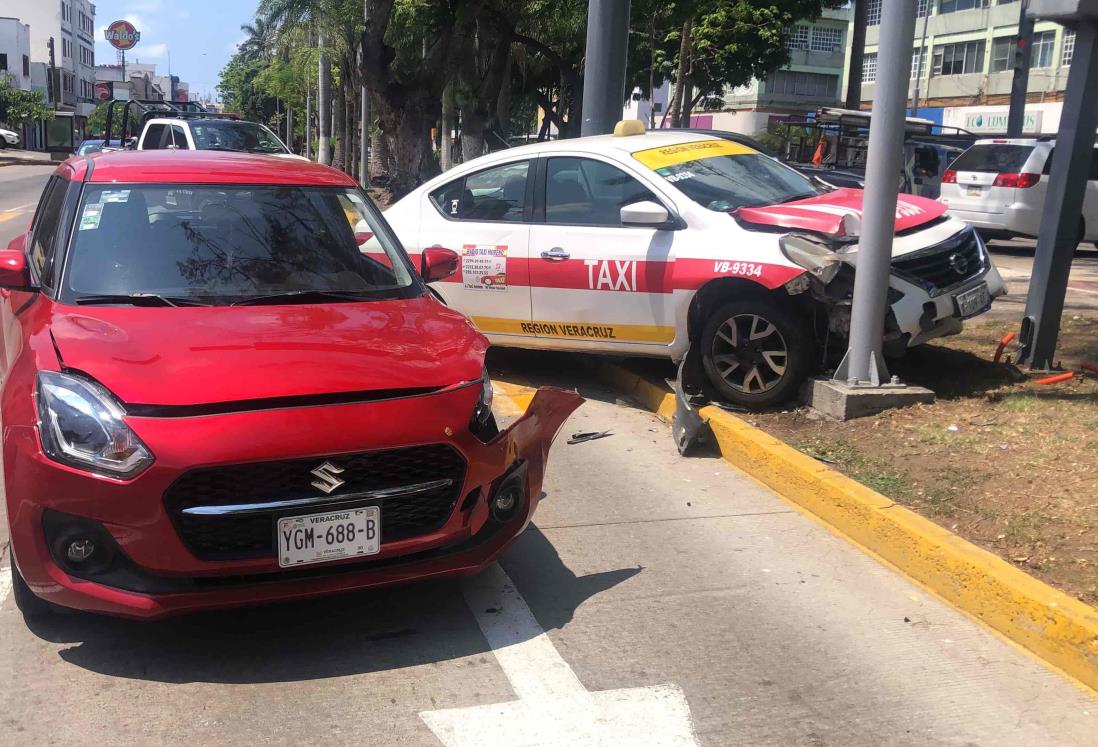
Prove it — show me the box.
[711,313,788,394]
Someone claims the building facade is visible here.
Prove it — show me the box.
[858,0,1073,134]
[15,0,97,118]
[0,17,33,93]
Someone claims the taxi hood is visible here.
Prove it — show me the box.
[48,296,488,407]
[733,188,948,236]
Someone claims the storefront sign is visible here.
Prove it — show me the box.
[104,20,140,51]
[963,110,1042,134]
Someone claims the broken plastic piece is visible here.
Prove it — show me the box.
[567,430,612,445]
[993,331,1017,364]
[1035,372,1074,385]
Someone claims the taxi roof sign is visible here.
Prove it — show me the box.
[613,120,646,137]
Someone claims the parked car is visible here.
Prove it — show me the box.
[385,123,1006,409]
[3,150,579,621]
[136,116,304,159]
[939,137,1098,245]
[0,126,21,148]
[76,138,106,155]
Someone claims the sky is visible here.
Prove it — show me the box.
[93,0,258,102]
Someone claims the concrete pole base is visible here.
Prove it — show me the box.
[801,378,935,421]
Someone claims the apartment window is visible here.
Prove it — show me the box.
[62,38,71,59]
[940,0,989,11]
[911,48,927,80]
[810,27,843,53]
[0,54,6,72]
[862,53,878,83]
[1063,29,1076,66]
[990,36,1014,72]
[1031,30,1055,68]
[766,70,838,98]
[23,55,30,77]
[933,40,986,75]
[61,3,69,22]
[79,46,93,66]
[787,25,810,50]
[866,0,882,26]
[917,0,933,16]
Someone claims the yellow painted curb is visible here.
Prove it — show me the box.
[599,362,1098,693]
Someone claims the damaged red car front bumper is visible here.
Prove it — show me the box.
[8,386,582,620]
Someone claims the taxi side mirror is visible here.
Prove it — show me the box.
[0,248,35,291]
[621,201,674,228]
[422,246,460,283]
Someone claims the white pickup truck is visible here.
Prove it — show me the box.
[136,116,304,159]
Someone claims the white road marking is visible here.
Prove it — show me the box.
[419,564,699,746]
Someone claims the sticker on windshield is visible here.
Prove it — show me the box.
[633,139,753,170]
[78,203,102,231]
[100,190,130,203]
[462,244,508,291]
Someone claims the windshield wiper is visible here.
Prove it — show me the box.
[74,293,209,307]
[231,290,376,307]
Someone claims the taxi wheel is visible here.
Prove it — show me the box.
[700,298,809,409]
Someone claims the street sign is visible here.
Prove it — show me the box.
[94,81,112,101]
[104,20,140,51]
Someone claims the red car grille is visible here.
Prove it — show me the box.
[164,444,467,561]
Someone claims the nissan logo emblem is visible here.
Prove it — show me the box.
[948,252,969,276]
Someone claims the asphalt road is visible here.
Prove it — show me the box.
[0,164,52,249]
[0,167,1095,743]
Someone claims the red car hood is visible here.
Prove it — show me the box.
[49,296,488,406]
[733,188,948,235]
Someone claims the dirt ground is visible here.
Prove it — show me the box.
[753,315,1098,606]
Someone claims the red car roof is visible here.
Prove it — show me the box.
[57,150,357,187]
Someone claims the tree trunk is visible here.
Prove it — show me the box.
[845,0,867,110]
[317,28,331,165]
[648,13,657,128]
[375,93,440,199]
[332,80,346,171]
[460,107,487,161]
[668,19,693,128]
[440,82,454,170]
[679,79,694,126]
[305,82,312,160]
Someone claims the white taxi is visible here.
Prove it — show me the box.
[385,122,1006,408]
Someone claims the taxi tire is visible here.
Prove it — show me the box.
[699,298,810,409]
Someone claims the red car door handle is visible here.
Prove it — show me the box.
[541,247,570,262]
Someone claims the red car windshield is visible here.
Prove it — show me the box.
[62,184,420,306]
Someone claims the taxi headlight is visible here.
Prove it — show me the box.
[35,371,154,478]
[780,233,843,285]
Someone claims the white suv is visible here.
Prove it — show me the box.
[939,138,1098,245]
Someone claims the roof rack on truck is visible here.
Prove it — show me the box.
[102,99,240,148]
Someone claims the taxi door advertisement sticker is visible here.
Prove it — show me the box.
[462,244,508,290]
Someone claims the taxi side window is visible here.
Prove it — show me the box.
[429,161,529,222]
[545,157,657,227]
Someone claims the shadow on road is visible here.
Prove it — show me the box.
[20,525,640,684]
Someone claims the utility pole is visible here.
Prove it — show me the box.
[579,0,632,136]
[910,5,931,116]
[317,28,331,165]
[305,82,312,160]
[47,37,57,110]
[1008,0,1035,136]
[835,0,918,387]
[845,0,867,109]
[1018,5,1098,369]
[359,0,370,187]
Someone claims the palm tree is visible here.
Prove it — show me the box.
[239,16,276,62]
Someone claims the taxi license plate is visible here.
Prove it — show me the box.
[966,186,983,197]
[277,507,380,568]
[955,282,990,319]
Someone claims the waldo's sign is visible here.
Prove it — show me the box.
[104,20,140,51]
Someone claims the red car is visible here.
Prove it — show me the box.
[2,150,580,620]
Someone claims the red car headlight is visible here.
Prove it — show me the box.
[35,371,154,478]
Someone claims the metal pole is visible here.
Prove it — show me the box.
[1008,0,1034,137]
[317,29,331,165]
[579,0,632,136]
[359,0,370,187]
[1018,21,1098,369]
[305,82,312,160]
[834,0,918,386]
[910,6,931,117]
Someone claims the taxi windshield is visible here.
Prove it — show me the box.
[634,140,818,212]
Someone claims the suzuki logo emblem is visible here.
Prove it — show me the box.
[310,461,346,494]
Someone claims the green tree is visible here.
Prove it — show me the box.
[0,74,52,127]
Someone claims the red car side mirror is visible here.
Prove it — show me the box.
[421,246,459,283]
[0,247,34,291]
